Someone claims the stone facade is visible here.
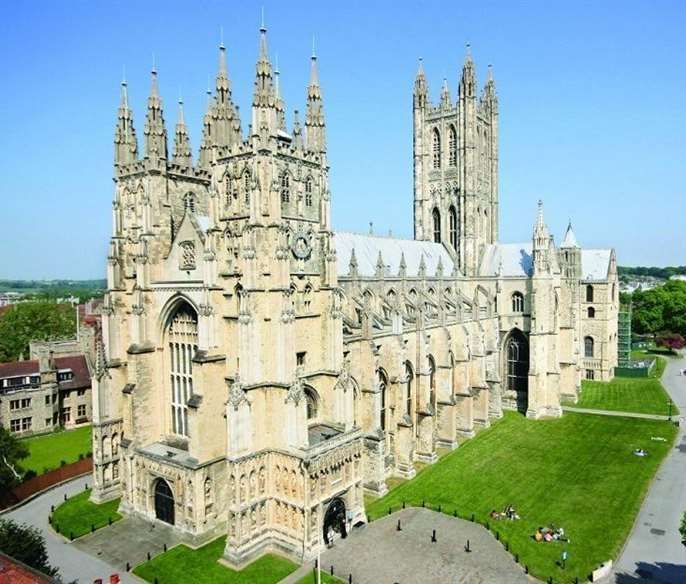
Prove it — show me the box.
[91,28,618,567]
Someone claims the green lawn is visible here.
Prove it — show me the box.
[367,412,676,583]
[51,489,121,539]
[571,357,677,416]
[21,425,92,475]
[133,536,298,584]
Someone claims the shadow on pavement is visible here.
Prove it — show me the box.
[615,561,686,583]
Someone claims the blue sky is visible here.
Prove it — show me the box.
[0,0,684,279]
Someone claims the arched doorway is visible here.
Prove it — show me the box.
[154,479,175,525]
[504,330,529,413]
[323,498,347,545]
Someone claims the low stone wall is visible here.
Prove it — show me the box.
[0,457,92,510]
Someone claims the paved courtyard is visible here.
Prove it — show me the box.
[284,507,529,584]
[74,514,183,572]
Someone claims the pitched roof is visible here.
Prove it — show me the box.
[479,243,533,277]
[581,249,612,280]
[0,355,91,390]
[560,223,580,249]
[334,232,457,278]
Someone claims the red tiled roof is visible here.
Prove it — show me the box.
[0,552,55,583]
[0,355,91,390]
[55,355,91,390]
[0,360,39,377]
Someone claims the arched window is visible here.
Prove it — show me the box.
[111,433,119,456]
[432,208,441,243]
[449,206,457,250]
[586,285,594,302]
[378,369,388,431]
[167,302,198,437]
[405,361,414,417]
[428,356,436,409]
[512,292,524,313]
[280,172,290,203]
[305,177,313,207]
[305,387,318,420]
[584,336,594,358]
[587,306,595,318]
[448,125,457,166]
[432,129,441,169]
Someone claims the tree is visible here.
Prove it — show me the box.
[0,302,76,363]
[681,510,686,545]
[656,333,686,352]
[0,426,29,492]
[0,519,59,577]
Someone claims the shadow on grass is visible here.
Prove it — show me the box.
[615,561,686,583]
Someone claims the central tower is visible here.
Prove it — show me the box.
[412,48,499,276]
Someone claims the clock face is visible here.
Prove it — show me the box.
[290,231,312,260]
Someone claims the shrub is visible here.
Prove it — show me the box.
[78,453,84,460]
[59,460,67,467]
[680,511,686,545]
[23,470,37,481]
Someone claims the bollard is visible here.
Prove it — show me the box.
[85,483,88,490]
[453,509,457,517]
[486,521,490,530]
[147,552,151,561]
[91,524,95,533]
[505,541,509,551]
[163,543,167,552]
[388,507,391,515]
[109,517,112,526]
[402,501,406,509]
[330,565,334,575]
[431,529,437,543]
[55,524,59,534]
[438,504,441,513]
[465,539,471,553]
[154,578,158,584]
[525,565,529,574]
[495,531,500,541]
[348,574,352,584]
[471,513,475,522]
[422,500,425,508]
[48,515,52,525]
[51,505,54,513]
[64,493,67,501]
[70,531,74,541]
[515,553,519,563]
[126,562,130,572]
[397,519,402,531]
[548,577,553,584]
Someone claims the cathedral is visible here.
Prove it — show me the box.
[90,24,618,567]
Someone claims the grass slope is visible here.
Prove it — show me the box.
[22,425,92,475]
[52,489,121,539]
[133,536,298,584]
[367,412,676,582]
[573,357,677,416]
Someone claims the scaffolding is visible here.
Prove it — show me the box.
[617,308,632,368]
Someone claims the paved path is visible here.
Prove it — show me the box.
[612,354,686,583]
[562,406,671,421]
[2,475,138,584]
[281,507,529,584]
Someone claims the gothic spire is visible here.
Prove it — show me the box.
[414,58,428,108]
[459,43,476,99]
[481,64,498,114]
[560,220,580,249]
[172,98,193,168]
[144,66,168,163]
[440,78,451,108]
[251,20,277,137]
[212,41,242,147]
[532,200,552,274]
[198,85,213,169]
[274,55,287,131]
[114,78,138,166]
[292,109,303,150]
[305,48,326,153]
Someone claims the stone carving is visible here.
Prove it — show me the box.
[179,241,196,270]
[227,376,249,410]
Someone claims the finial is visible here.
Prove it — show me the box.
[152,53,156,73]
[260,6,266,31]
[220,25,224,48]
[178,97,185,124]
[417,57,424,75]
[369,221,374,235]
[488,64,494,82]
[466,42,471,57]
[312,34,316,58]
[536,199,545,228]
